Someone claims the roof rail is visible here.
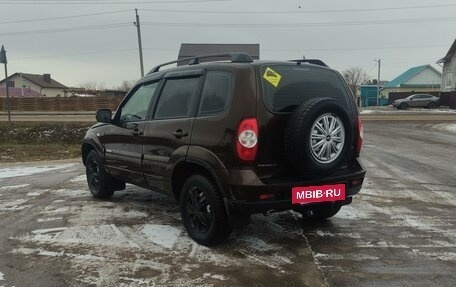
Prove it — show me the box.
[290,59,328,67]
[148,52,254,74]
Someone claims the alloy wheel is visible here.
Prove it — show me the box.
[310,113,345,164]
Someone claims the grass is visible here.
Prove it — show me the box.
[0,122,92,163]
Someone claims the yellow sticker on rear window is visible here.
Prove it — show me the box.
[263,67,282,88]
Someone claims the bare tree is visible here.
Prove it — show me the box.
[117,80,136,92]
[341,67,370,96]
[79,81,106,91]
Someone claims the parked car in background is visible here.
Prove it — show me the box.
[392,94,440,110]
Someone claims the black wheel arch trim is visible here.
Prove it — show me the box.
[166,146,230,199]
[81,138,104,166]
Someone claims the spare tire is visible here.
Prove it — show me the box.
[284,98,353,175]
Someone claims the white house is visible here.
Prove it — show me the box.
[0,73,67,97]
[380,65,442,98]
[437,39,456,92]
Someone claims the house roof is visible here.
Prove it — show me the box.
[0,73,67,89]
[437,38,456,64]
[383,65,440,88]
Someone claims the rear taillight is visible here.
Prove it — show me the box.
[356,116,364,155]
[236,118,258,162]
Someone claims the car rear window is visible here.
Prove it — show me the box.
[261,65,350,113]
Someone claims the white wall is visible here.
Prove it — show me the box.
[405,68,442,86]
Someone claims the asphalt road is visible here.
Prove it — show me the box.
[1,108,456,122]
[0,120,455,286]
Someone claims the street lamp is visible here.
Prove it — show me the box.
[0,45,11,123]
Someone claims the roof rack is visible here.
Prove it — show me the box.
[148,52,253,74]
[290,59,328,67]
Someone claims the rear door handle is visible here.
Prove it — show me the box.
[131,129,143,137]
[172,129,188,139]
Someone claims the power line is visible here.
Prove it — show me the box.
[3,16,455,37]
[10,48,176,60]
[0,0,229,4]
[140,3,456,14]
[9,44,445,61]
[141,16,456,28]
[0,9,131,25]
[1,3,453,26]
[0,23,131,36]
[263,44,448,52]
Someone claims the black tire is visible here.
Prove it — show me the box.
[427,102,437,109]
[85,150,115,199]
[180,174,232,246]
[399,102,408,110]
[300,202,342,220]
[284,98,353,175]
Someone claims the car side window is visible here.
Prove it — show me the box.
[198,71,233,116]
[119,82,158,122]
[154,77,200,119]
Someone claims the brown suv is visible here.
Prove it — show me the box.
[82,53,366,246]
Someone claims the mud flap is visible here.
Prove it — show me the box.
[224,199,251,228]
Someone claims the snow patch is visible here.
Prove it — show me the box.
[441,123,456,134]
[69,175,86,183]
[37,217,63,222]
[359,109,375,114]
[237,236,279,252]
[42,206,72,215]
[61,168,78,173]
[12,247,105,261]
[11,247,36,255]
[141,224,181,249]
[428,123,456,135]
[52,188,87,198]
[69,204,148,224]
[0,271,4,281]
[0,184,30,191]
[0,199,28,211]
[314,252,379,261]
[0,163,76,179]
[203,273,228,281]
[27,191,42,197]
[361,108,456,114]
[18,225,140,248]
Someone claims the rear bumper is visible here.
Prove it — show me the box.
[224,158,366,214]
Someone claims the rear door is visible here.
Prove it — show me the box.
[410,95,424,107]
[102,81,158,185]
[142,71,202,191]
[255,64,355,179]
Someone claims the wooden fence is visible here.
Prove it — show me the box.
[0,96,123,112]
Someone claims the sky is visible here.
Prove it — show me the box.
[0,0,455,89]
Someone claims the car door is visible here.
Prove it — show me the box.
[409,95,420,107]
[142,71,202,191]
[421,95,432,107]
[101,81,158,186]
[412,95,423,107]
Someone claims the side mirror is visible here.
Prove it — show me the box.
[96,109,112,123]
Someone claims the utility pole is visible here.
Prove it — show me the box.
[134,9,144,77]
[374,59,381,107]
[0,45,11,124]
